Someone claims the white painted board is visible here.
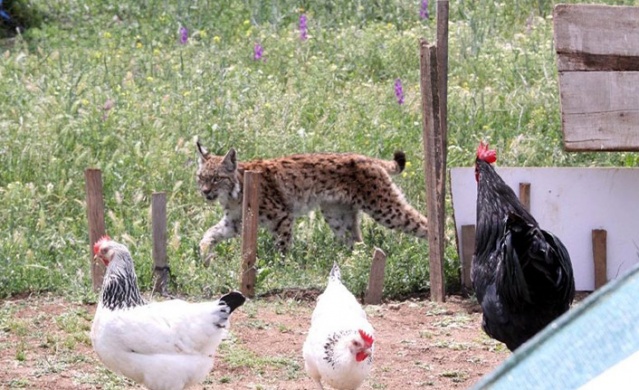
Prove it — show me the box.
[450,167,639,291]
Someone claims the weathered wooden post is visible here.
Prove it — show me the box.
[460,224,475,296]
[240,171,261,298]
[85,168,106,292]
[364,248,387,305]
[420,1,449,303]
[592,229,608,289]
[519,183,531,212]
[436,0,449,200]
[152,192,170,296]
[420,39,446,303]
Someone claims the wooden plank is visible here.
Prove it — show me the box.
[240,171,261,298]
[554,4,639,72]
[557,53,639,72]
[364,248,387,305]
[85,168,106,292]
[420,39,446,303]
[559,72,639,151]
[518,183,531,212]
[152,192,169,296]
[460,225,475,295]
[560,72,639,114]
[592,229,608,289]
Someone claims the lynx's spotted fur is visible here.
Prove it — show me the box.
[196,142,428,261]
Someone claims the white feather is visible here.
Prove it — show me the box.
[91,239,244,390]
[303,263,375,390]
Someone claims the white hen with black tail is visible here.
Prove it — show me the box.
[90,236,245,390]
[303,262,375,390]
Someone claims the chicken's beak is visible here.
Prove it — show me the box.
[94,253,108,266]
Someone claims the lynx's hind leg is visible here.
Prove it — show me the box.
[320,203,362,248]
[268,214,294,253]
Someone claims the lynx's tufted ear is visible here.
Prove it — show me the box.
[196,141,209,166]
[221,148,237,173]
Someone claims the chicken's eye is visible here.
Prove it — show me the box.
[353,341,361,348]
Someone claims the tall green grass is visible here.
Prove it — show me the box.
[1,0,636,299]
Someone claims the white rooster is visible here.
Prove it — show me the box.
[303,262,375,390]
[90,236,246,390]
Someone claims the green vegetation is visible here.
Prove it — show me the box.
[1,0,636,299]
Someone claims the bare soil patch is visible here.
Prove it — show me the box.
[0,294,509,389]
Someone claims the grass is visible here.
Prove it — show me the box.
[1,0,637,300]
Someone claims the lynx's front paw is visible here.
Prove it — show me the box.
[199,239,214,267]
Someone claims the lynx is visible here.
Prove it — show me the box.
[196,142,428,262]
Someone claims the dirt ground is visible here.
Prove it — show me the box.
[0,293,510,389]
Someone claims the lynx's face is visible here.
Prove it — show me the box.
[196,143,241,203]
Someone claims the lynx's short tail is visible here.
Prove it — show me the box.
[393,151,406,172]
[379,151,406,175]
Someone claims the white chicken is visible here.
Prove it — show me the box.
[303,262,375,390]
[90,236,246,390]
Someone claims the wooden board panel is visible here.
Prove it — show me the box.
[450,167,639,291]
[559,71,639,151]
[554,4,639,71]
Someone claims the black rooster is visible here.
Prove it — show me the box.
[472,142,575,351]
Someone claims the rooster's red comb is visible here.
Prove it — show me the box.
[477,141,497,164]
[93,235,111,255]
[359,330,374,346]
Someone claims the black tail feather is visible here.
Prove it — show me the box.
[219,291,246,313]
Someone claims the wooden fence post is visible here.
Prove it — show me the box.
[364,248,387,305]
[419,1,449,303]
[592,229,608,289]
[460,224,475,295]
[436,0,449,200]
[420,39,446,303]
[240,171,261,298]
[152,192,169,296]
[519,182,531,212]
[85,168,106,292]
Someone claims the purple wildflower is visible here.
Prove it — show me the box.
[179,26,188,44]
[299,14,308,41]
[420,0,429,19]
[394,78,405,105]
[253,43,264,61]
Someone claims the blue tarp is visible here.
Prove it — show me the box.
[473,262,639,389]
